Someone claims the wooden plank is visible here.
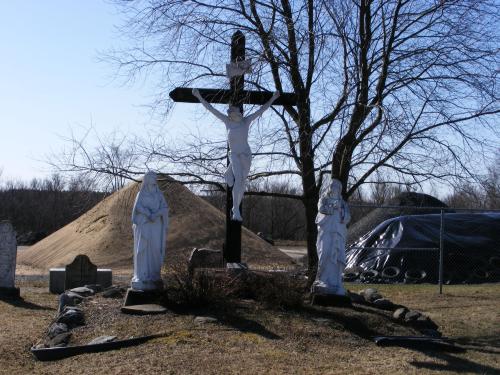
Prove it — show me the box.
[169,87,298,106]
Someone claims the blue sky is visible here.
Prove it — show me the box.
[0,1,176,181]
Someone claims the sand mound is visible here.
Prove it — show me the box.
[18,176,292,271]
[348,192,449,244]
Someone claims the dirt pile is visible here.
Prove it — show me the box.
[18,176,292,271]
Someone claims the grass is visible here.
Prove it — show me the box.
[0,281,498,374]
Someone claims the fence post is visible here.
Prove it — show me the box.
[439,209,444,294]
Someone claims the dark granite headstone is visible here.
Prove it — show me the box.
[64,255,97,291]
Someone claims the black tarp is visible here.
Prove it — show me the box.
[346,213,500,284]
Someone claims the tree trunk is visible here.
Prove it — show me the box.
[296,98,319,284]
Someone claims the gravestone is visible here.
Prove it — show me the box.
[64,255,97,291]
[0,220,20,299]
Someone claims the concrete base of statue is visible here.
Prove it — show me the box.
[311,292,352,307]
[123,287,164,307]
[130,279,164,292]
[311,282,351,307]
[0,286,20,300]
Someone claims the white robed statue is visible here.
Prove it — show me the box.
[312,178,351,296]
[131,172,169,291]
[192,88,280,221]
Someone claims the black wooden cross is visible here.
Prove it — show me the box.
[169,31,297,265]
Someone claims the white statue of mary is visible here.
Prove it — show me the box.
[312,177,351,296]
[131,172,169,291]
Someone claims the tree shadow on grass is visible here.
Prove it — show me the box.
[408,348,499,374]
[165,303,281,340]
[453,335,500,355]
[212,310,282,340]
[2,297,55,311]
[299,304,390,340]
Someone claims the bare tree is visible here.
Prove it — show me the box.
[57,0,498,275]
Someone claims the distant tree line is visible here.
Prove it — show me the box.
[0,174,106,244]
[1,154,497,245]
[204,160,500,242]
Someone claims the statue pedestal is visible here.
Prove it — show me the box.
[123,287,163,307]
[311,292,352,307]
[0,286,20,300]
[130,279,164,292]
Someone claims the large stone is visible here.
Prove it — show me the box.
[361,288,382,303]
[47,323,69,339]
[49,268,112,294]
[56,308,85,328]
[404,310,422,322]
[393,307,408,320]
[188,248,223,273]
[70,286,95,297]
[46,332,72,347]
[84,284,103,293]
[414,315,439,330]
[103,286,125,299]
[58,291,85,313]
[65,255,97,290]
[0,221,20,299]
[372,298,396,310]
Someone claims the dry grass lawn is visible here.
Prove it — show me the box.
[1,279,498,375]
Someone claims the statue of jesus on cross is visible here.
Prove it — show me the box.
[192,88,280,221]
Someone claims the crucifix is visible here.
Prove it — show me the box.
[169,31,297,265]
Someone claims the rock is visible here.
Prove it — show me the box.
[57,308,85,328]
[194,316,218,324]
[84,284,103,293]
[70,286,95,297]
[103,286,125,298]
[393,307,408,320]
[404,310,421,322]
[65,291,86,303]
[361,288,383,303]
[46,332,72,347]
[414,315,439,330]
[372,298,396,310]
[88,335,117,345]
[58,291,86,313]
[58,293,73,313]
[61,305,83,313]
[47,323,69,339]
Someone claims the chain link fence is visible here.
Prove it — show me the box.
[344,205,500,294]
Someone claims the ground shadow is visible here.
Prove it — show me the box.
[454,336,500,352]
[212,311,282,340]
[409,348,499,374]
[2,297,55,311]
[299,304,389,340]
[164,302,281,340]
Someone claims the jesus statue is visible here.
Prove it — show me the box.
[192,88,280,221]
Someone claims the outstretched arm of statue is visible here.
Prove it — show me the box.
[192,88,228,123]
[245,91,280,123]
